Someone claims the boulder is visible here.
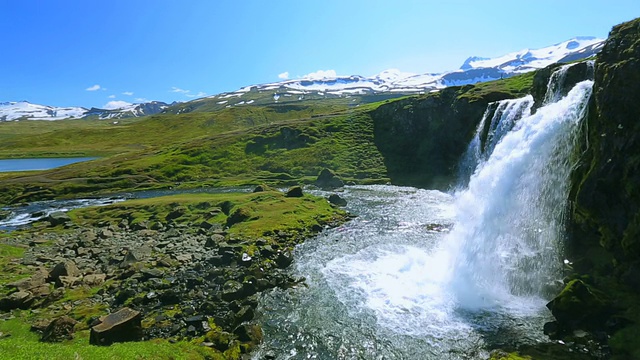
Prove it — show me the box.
[328,194,347,207]
[45,212,71,227]
[285,186,303,198]
[49,260,81,284]
[7,268,48,291]
[90,307,142,346]
[233,323,263,344]
[0,291,34,311]
[41,316,78,342]
[314,169,344,190]
[546,279,612,332]
[83,273,106,286]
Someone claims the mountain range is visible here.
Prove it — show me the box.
[0,36,604,121]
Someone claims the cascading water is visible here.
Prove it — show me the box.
[458,96,534,184]
[254,66,594,359]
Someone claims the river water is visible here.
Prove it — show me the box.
[253,74,593,359]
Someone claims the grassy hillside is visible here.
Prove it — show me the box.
[0,71,539,205]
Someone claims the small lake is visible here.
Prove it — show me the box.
[0,157,97,172]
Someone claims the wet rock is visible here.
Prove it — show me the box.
[275,250,293,268]
[314,168,344,190]
[547,279,612,332]
[285,186,303,198]
[41,315,78,342]
[328,194,347,207]
[90,307,142,345]
[233,323,263,344]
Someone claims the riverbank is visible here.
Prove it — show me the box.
[0,187,349,359]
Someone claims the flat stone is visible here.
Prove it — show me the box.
[90,307,142,346]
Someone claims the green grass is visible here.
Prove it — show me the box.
[457,71,535,101]
[68,190,347,241]
[0,244,28,295]
[0,317,223,360]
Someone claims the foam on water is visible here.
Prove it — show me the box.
[255,67,595,359]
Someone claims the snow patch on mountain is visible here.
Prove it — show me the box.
[0,101,87,121]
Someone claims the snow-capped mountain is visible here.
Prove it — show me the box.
[0,101,171,122]
[0,101,87,121]
[190,36,604,111]
[84,101,171,120]
[1,36,604,120]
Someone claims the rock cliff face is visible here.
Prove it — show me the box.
[370,84,531,189]
[558,17,640,358]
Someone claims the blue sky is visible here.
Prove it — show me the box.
[1,0,638,108]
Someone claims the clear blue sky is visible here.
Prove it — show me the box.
[1,0,638,108]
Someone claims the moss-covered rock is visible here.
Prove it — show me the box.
[546,279,612,332]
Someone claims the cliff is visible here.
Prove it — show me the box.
[552,17,640,359]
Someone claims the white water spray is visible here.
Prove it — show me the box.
[448,79,593,309]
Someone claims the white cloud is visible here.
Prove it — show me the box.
[86,84,101,91]
[278,71,289,80]
[303,70,337,80]
[171,87,190,94]
[134,98,148,102]
[186,91,207,98]
[108,95,116,99]
[103,100,132,110]
[122,91,134,96]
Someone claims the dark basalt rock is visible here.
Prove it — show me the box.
[314,169,344,190]
[546,279,612,333]
[285,186,303,198]
[90,307,142,346]
[328,194,347,207]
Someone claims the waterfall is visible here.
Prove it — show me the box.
[447,71,594,310]
[458,96,534,184]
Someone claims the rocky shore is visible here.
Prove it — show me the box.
[0,188,350,358]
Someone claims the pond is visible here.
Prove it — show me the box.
[0,157,97,172]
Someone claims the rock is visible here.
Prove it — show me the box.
[0,291,34,311]
[41,315,78,342]
[7,268,48,291]
[165,207,187,222]
[140,268,164,279]
[314,168,344,190]
[222,280,245,301]
[285,186,303,198]
[58,276,82,288]
[97,228,113,239]
[45,212,71,227]
[83,273,106,286]
[90,307,142,345]
[205,234,225,248]
[49,260,81,283]
[252,184,272,193]
[233,323,263,344]
[226,207,251,227]
[546,279,612,332]
[328,194,347,207]
[275,250,293,268]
